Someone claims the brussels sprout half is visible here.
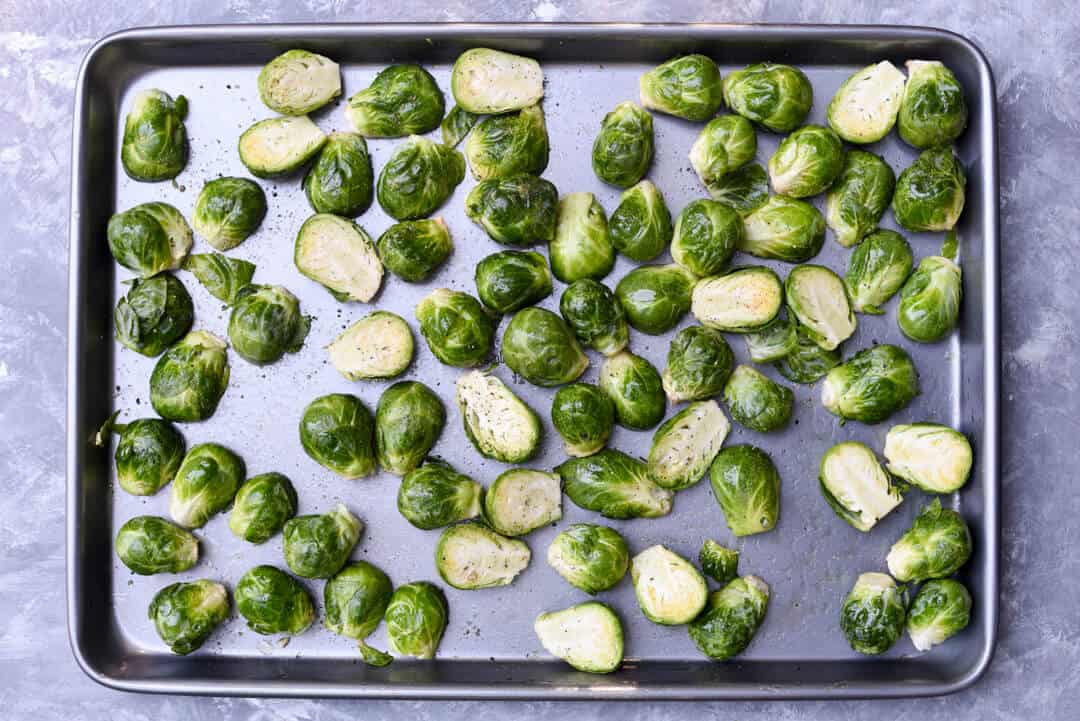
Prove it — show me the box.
[258,49,341,115]
[557,449,673,520]
[435,522,531,590]
[299,393,376,479]
[767,124,845,198]
[691,266,783,333]
[115,516,199,575]
[774,326,841,384]
[615,264,697,335]
[819,441,903,532]
[689,115,757,190]
[840,572,906,655]
[638,54,724,122]
[723,365,794,433]
[229,472,298,544]
[785,265,857,351]
[688,575,770,660]
[451,48,544,114]
[884,422,973,494]
[114,274,194,357]
[898,256,962,343]
[559,279,629,357]
[455,371,541,464]
[149,579,229,655]
[169,443,245,529]
[598,351,666,431]
[821,344,919,424]
[103,417,186,496]
[739,195,825,263]
[898,60,968,149]
[303,132,374,217]
[121,89,189,182]
[235,565,315,635]
[375,381,445,477]
[661,325,735,404]
[609,180,673,262]
[502,307,589,387]
[647,400,730,491]
[475,250,553,314]
[699,539,739,586]
[744,314,798,364]
[239,116,327,178]
[886,499,972,583]
[227,285,310,365]
[385,582,450,659]
[709,444,781,537]
[377,218,453,283]
[592,101,654,188]
[377,136,465,220]
[107,202,193,278]
[465,104,549,180]
[416,289,496,368]
[844,229,913,314]
[535,602,625,674]
[892,147,966,232]
[484,468,563,537]
[149,330,230,422]
[441,105,479,147]
[182,252,256,306]
[295,214,384,303]
[631,545,708,626]
[547,523,629,594]
[723,63,813,133]
[827,61,907,144]
[283,504,363,579]
[671,200,742,278]
[397,459,482,530]
[345,64,445,138]
[327,311,414,381]
[550,192,615,284]
[465,174,559,246]
[551,383,616,458]
[324,561,393,666]
[193,177,268,251]
[704,162,770,215]
[907,579,972,652]
[825,150,896,248]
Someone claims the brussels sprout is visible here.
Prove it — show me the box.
[638,54,724,122]
[647,400,730,491]
[898,256,962,343]
[698,539,739,586]
[827,61,907,144]
[397,459,482,530]
[723,365,794,433]
[192,177,267,251]
[435,522,531,590]
[631,545,708,626]
[258,49,341,115]
[327,311,414,381]
[661,325,735,404]
[592,101,654,188]
[821,344,919,424]
[385,582,449,659]
[238,116,327,178]
[114,274,194,357]
[768,124,844,198]
[149,579,228,655]
[302,132,374,217]
[819,441,903,532]
[785,265,856,352]
[691,266,783,333]
[108,202,193,278]
[723,63,813,133]
[559,279,629,357]
[283,504,363,579]
[376,218,453,283]
[502,307,589,387]
[415,289,495,367]
[451,48,544,114]
[557,449,673,520]
[546,523,629,594]
[738,195,825,263]
[228,472,298,544]
[535,602,624,674]
[227,285,310,365]
[688,575,770,660]
[121,89,188,182]
[345,64,445,138]
[598,351,666,430]
[455,371,541,463]
[376,381,445,476]
[441,105,479,147]
[703,162,769,215]
[887,499,973,583]
[892,147,967,232]
[324,561,393,666]
[149,330,230,422]
[235,565,315,635]
[102,417,186,496]
[377,136,465,220]
[299,394,376,479]
[670,201,741,279]
[168,443,244,529]
[550,192,615,284]
[115,516,199,575]
[609,180,672,262]
[295,213,384,303]
[898,60,968,149]
[774,326,841,384]
[839,572,906,655]
[709,444,780,537]
[484,468,562,537]
[743,315,797,364]
[475,250,553,314]
[844,229,913,314]
[614,264,697,335]
[825,150,896,247]
[465,174,559,246]
[551,383,616,458]
[885,423,973,494]
[182,253,256,306]
[689,115,757,192]
[465,104,549,180]
[906,579,972,652]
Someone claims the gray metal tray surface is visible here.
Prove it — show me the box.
[66,23,999,699]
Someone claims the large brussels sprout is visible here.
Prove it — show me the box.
[785,265,856,351]
[614,264,697,335]
[435,522,531,590]
[723,63,813,133]
[551,383,616,458]
[149,330,230,422]
[299,394,376,479]
[559,279,629,356]
[598,351,666,430]
[149,579,228,655]
[898,60,968,149]
[238,116,327,178]
[115,516,198,575]
[385,582,449,659]
[375,381,445,477]
[647,400,730,491]
[546,523,629,594]
[345,64,444,138]
[327,311,414,381]
[324,561,393,666]
[397,459,482,530]
[703,162,769,215]
[709,444,780,537]
[415,288,495,367]
[181,252,256,306]
[168,443,244,529]
[886,499,972,583]
[592,101,654,188]
[609,180,672,262]
[671,200,742,278]
[294,213,384,303]
[662,325,735,404]
[892,147,967,232]
[638,54,724,122]
[825,150,896,247]
[898,256,962,343]
[376,218,452,283]
[451,48,544,114]
[550,192,615,283]
[775,326,841,384]
[441,105,479,147]
[698,539,739,586]
[907,579,972,652]
[455,371,541,464]
[302,132,374,217]
[743,314,797,364]
[235,565,315,635]
[283,504,362,579]
[114,274,193,357]
[257,49,341,115]
[767,125,845,198]
[844,229,913,314]
[192,177,267,251]
[826,61,907,144]
[723,365,794,433]
[690,114,757,191]
[688,576,770,660]
[535,602,624,674]
[98,416,186,496]
[557,449,673,520]
[484,468,563,537]
[739,195,825,263]
[884,422,973,494]
[377,136,465,220]
[839,572,906,655]
[691,266,783,333]
[108,202,192,278]
[227,285,310,365]
[465,104,549,180]
[631,545,708,626]
[819,441,903,532]
[121,89,188,182]
[228,472,297,544]
[465,174,559,246]
[821,344,919,424]
[475,250,553,314]
[502,307,589,387]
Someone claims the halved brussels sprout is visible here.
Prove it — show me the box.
[455,371,541,464]
[115,516,198,575]
[884,422,973,494]
[295,214,383,303]
[258,49,341,115]
[227,284,310,365]
[502,307,589,387]
[819,441,903,532]
[547,523,629,594]
[723,63,813,133]
[671,200,742,278]
[688,575,770,660]
[723,365,794,433]
[239,116,327,178]
[662,325,735,404]
[465,104,549,180]
[192,177,267,251]
[886,499,972,582]
[101,417,185,496]
[557,449,673,520]
[550,192,615,283]
[385,582,449,659]
[465,174,559,246]
[107,202,192,278]
[615,263,697,335]
[698,539,739,586]
[774,326,841,384]
[704,162,769,215]
[535,602,624,674]
[441,105,479,147]
[121,89,188,182]
[484,468,562,537]
[397,459,482,530]
[825,150,896,247]
[691,266,783,333]
[631,545,708,626]
[283,503,363,579]
[149,330,230,422]
[299,394,376,479]
[303,132,374,217]
[907,579,972,652]
[844,229,913,314]
[840,572,906,655]
[451,48,544,114]
[598,351,666,430]
[609,180,673,262]
[559,279,629,356]
[647,400,730,490]
[324,561,393,666]
[898,60,968,149]
[327,311,414,381]
[375,381,445,476]
[345,64,445,138]
[821,344,919,424]
[898,256,962,343]
[551,383,616,458]
[892,147,967,232]
[827,61,907,144]
[785,265,856,351]
[229,472,297,544]
[475,250,553,314]
[768,124,845,198]
[743,314,797,364]
[377,136,465,220]
[709,444,780,536]
[638,54,724,122]
[690,114,757,191]
[169,443,245,529]
[739,195,825,263]
[149,579,228,655]
[235,565,315,636]
[416,288,497,368]
[182,252,256,306]
[376,218,453,283]
[114,274,194,357]
[592,101,654,188]
[435,522,531,590]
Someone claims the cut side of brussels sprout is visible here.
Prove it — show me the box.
[774,326,841,384]
[698,539,739,586]
[376,382,445,477]
[886,499,972,582]
[688,575,770,660]
[182,252,256,306]
[169,443,245,529]
[484,468,563,537]
[115,516,199,575]
[661,325,735,404]
[327,311,414,381]
[547,523,629,594]
[441,104,479,147]
[739,195,825,263]
[767,124,845,199]
[844,229,913,314]
[377,135,465,220]
[614,264,697,335]
[465,174,559,246]
[647,400,730,491]
[465,104,549,180]
[691,266,783,333]
[114,274,194,357]
[107,202,193,278]
[228,284,310,365]
[631,545,709,626]
[295,214,384,303]
[557,449,674,520]
[840,572,906,655]
[501,307,589,387]
[298,393,376,479]
[385,582,449,660]
[193,177,268,251]
[784,265,856,351]
[258,49,341,115]
[907,579,972,652]
[345,64,445,138]
[898,256,962,343]
[609,180,673,262]
[550,192,615,284]
[826,61,907,144]
[377,218,453,282]
[323,561,393,665]
[592,101,654,188]
[892,147,966,232]
[559,279,629,357]
[228,472,298,544]
[239,116,326,178]
[723,63,813,133]
[455,371,541,464]
[121,89,189,182]
[689,115,757,190]
[475,250,553,314]
[235,565,315,636]
[821,344,919,424]
[818,441,903,532]
[598,351,666,431]
[671,200,742,278]
[398,459,482,530]
[534,602,624,674]
[639,55,724,122]
[435,522,531,590]
[303,132,374,217]
[415,289,495,368]
[723,365,794,433]
[898,60,968,149]
[551,383,616,458]
[884,422,973,494]
[283,504,363,579]
[149,579,229,655]
[744,314,797,364]
[149,330,230,422]
[704,162,769,215]
[451,48,544,114]
[709,444,781,537]
[825,150,896,248]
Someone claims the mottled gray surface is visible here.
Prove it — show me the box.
[0,0,1077,719]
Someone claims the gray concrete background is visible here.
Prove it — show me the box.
[0,1,1076,719]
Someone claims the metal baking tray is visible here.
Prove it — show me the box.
[67,23,999,699]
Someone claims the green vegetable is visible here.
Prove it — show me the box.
[892,147,966,232]
[661,325,735,404]
[550,192,615,283]
[227,284,309,365]
[283,504,363,579]
[886,499,972,582]
[475,250,553,314]
[738,195,825,263]
[377,218,453,283]
[534,602,624,674]
[723,63,813,132]
[638,55,724,122]
[149,330,230,422]
[257,49,341,115]
[698,540,739,586]
[898,60,968,149]
[327,311,414,381]
[441,104,479,147]
[435,522,531,590]
[149,579,228,655]
[709,444,780,537]
[826,61,907,144]
[884,422,973,494]
[744,315,797,364]
[784,264,856,351]
[451,48,544,114]
[345,64,444,138]
[294,213,384,302]
[557,449,673,520]
[377,135,465,220]
[465,104,549,180]
[608,180,673,262]
[415,288,495,367]
[96,415,185,497]
[235,565,315,635]
[840,572,906,655]
[825,150,896,247]
[906,579,972,652]
[898,256,962,343]
[671,200,742,277]
[774,326,841,384]
[238,116,327,178]
[228,472,297,544]
[703,163,769,215]
[546,523,629,594]
[484,468,563,537]
[182,252,256,306]
[168,442,244,529]
[819,441,903,531]
[767,124,844,198]
[375,381,445,477]
[689,114,757,190]
[455,371,541,464]
[299,394,376,479]
[821,344,919,424]
[114,274,194,357]
[551,383,616,457]
[303,132,374,217]
[465,174,559,246]
[558,279,629,356]
[502,307,589,387]
[844,229,913,314]
[614,263,697,335]
[397,459,483,530]
[592,101,654,188]
[107,202,192,278]
[121,89,188,181]
[192,177,267,251]
[688,575,770,660]
[115,516,198,575]
[598,351,666,430]
[691,266,783,332]
[631,545,708,625]
[723,365,794,433]
[324,561,393,666]
[647,400,730,490]
[385,582,449,659]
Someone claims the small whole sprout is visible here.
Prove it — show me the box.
[228,472,298,544]
[465,104,549,180]
[892,147,967,232]
[235,565,315,635]
[821,344,920,424]
[455,371,541,464]
[699,539,739,586]
[227,285,310,365]
[550,192,615,283]
[376,218,453,283]
[608,180,673,262]
[303,132,374,217]
[451,48,544,114]
[885,422,973,494]
[535,602,624,674]
[414,288,495,367]
[557,449,674,520]
[435,522,531,590]
[192,177,268,251]
[182,252,256,306]
[709,444,781,537]
[691,266,783,333]
[149,330,230,422]
[768,124,845,198]
[327,311,414,381]
[690,115,757,190]
[107,202,193,278]
[149,579,229,655]
[559,279,629,356]
[484,468,563,537]
[671,199,743,278]
[723,365,794,433]
[631,545,708,626]
[598,351,666,430]
[647,399,730,491]
[465,174,559,246]
[638,54,724,122]
[898,256,962,343]
[551,383,616,458]
[827,61,907,144]
[703,162,769,215]
[819,441,903,531]
[103,417,186,496]
[258,49,341,115]
[345,64,445,138]
[377,136,465,220]
[547,523,629,594]
[283,504,363,579]
[844,229,913,314]
[784,264,857,351]
[614,263,697,335]
[375,381,445,477]
[723,63,813,133]
[114,274,194,357]
[169,443,245,529]
[744,314,798,364]
[299,394,376,479]
[592,101,654,188]
[474,250,553,314]
[441,104,479,147]
[906,579,972,652]
[825,150,896,247]
[840,572,907,655]
[121,89,188,181]
[397,459,482,530]
[739,195,825,263]
[238,116,327,178]
[295,214,384,303]
[898,60,968,149]
[385,582,449,659]
[887,499,973,583]
[688,576,770,660]
[662,325,735,404]
[775,326,841,384]
[501,307,589,387]
[323,561,393,666]
[115,516,199,575]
